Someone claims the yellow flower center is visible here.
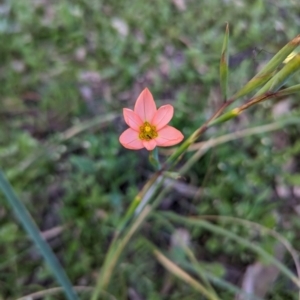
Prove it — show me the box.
[139,122,158,141]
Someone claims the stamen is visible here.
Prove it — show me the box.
[139,122,158,141]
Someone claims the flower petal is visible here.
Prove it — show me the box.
[152,105,174,130]
[119,128,144,150]
[134,88,157,122]
[123,108,143,131]
[142,140,157,151]
[155,126,184,147]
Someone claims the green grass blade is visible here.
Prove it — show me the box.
[233,34,300,99]
[0,170,78,300]
[220,23,229,101]
[255,54,300,96]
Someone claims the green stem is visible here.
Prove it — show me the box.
[0,170,78,300]
[149,147,161,170]
[91,205,152,300]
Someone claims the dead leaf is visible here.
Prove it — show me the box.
[171,228,191,248]
[172,0,186,11]
[111,17,129,37]
[41,226,65,240]
[235,244,285,299]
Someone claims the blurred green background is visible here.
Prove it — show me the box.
[1,0,300,299]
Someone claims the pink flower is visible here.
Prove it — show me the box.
[119,88,184,150]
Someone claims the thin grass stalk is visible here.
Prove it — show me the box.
[199,215,300,282]
[181,260,264,300]
[188,116,300,152]
[163,212,300,289]
[185,217,300,300]
[276,83,300,95]
[220,23,230,101]
[16,286,96,300]
[184,247,220,299]
[143,234,263,300]
[91,205,152,300]
[207,82,300,128]
[153,249,219,300]
[92,174,169,298]
[180,116,300,174]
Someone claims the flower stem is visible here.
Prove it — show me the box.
[149,148,161,170]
